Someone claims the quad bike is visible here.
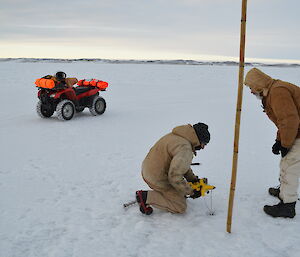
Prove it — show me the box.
[35,78,108,121]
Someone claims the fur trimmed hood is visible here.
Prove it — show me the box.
[172,124,200,149]
[244,68,275,96]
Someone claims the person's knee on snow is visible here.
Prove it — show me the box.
[170,201,187,214]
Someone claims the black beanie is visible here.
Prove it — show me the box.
[193,123,210,144]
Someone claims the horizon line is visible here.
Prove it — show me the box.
[2,57,300,66]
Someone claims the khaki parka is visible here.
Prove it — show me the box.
[244,68,300,148]
[141,124,200,196]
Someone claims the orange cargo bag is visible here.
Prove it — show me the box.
[35,78,56,89]
[77,79,108,90]
[90,80,108,90]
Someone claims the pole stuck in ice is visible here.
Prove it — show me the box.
[226,0,248,233]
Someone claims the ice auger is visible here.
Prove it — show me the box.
[188,178,215,197]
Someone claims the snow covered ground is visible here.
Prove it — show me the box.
[1,60,300,257]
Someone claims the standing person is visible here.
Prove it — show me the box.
[244,68,300,218]
[136,123,210,215]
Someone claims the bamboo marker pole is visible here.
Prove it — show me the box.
[226,0,248,233]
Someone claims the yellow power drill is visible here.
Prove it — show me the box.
[188,178,215,197]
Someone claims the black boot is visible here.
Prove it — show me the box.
[264,201,296,218]
[268,186,280,198]
[136,190,153,215]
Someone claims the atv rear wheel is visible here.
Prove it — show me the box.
[56,100,75,121]
[36,100,54,118]
[89,96,106,116]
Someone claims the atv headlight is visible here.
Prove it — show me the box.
[50,93,56,98]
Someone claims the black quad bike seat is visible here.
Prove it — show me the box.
[74,86,94,95]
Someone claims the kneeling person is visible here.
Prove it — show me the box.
[136,123,210,215]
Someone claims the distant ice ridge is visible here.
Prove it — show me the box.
[1,58,300,67]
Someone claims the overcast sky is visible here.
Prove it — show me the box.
[1,0,300,62]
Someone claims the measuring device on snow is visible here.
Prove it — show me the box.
[188,178,216,216]
[188,178,215,197]
[188,163,216,215]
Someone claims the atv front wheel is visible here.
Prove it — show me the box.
[89,96,106,116]
[36,100,54,118]
[56,100,75,121]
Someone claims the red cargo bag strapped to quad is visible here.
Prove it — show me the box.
[77,79,108,91]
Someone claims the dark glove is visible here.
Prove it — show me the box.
[272,140,281,155]
[190,189,201,199]
[280,147,290,158]
[189,176,200,183]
